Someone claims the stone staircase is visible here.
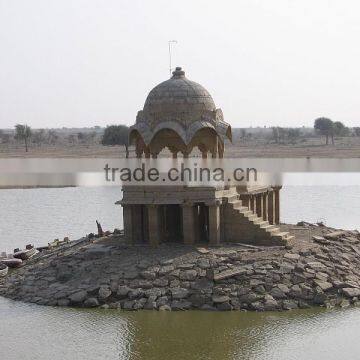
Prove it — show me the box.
[224,193,294,246]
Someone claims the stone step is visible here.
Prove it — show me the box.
[240,210,255,217]
[226,195,240,203]
[272,231,291,240]
[260,224,277,231]
[252,219,269,226]
[233,204,248,211]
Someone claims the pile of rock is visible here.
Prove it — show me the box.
[1,224,360,311]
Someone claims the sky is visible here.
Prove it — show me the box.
[1,0,360,129]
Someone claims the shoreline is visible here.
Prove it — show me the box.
[0,185,76,190]
[1,223,360,312]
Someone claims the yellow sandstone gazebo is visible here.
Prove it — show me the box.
[119,67,291,247]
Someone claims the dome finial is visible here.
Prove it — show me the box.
[171,67,185,78]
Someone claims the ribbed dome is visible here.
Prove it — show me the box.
[143,67,216,119]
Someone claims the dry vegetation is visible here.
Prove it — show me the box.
[1,126,360,158]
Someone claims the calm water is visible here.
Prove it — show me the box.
[1,184,360,359]
[1,297,360,360]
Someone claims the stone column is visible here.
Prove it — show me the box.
[132,205,143,243]
[268,191,274,225]
[256,194,263,218]
[241,195,250,209]
[274,187,280,225]
[182,203,196,245]
[250,195,255,213]
[147,204,160,247]
[208,203,221,246]
[122,205,133,244]
[262,193,268,221]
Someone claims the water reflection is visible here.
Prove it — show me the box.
[2,298,360,359]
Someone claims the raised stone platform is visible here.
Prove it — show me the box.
[1,223,360,311]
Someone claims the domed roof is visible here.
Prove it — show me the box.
[143,67,216,117]
[130,67,231,146]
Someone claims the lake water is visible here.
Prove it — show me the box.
[1,184,360,359]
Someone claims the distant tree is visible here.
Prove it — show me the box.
[47,130,58,145]
[240,129,247,139]
[271,127,280,144]
[102,125,130,158]
[354,127,360,137]
[14,124,32,152]
[333,121,349,137]
[314,117,334,145]
[32,129,45,146]
[87,131,97,144]
[67,134,77,145]
[0,131,11,144]
[77,132,86,143]
[287,128,301,144]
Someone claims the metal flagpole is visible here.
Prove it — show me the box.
[168,40,177,76]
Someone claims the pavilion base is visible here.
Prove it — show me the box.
[118,185,293,247]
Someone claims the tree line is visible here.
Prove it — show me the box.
[1,119,359,153]
[237,118,359,145]
[0,124,130,154]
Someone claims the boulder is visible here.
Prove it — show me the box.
[156,296,169,307]
[179,270,197,281]
[133,298,147,310]
[57,298,70,307]
[264,297,279,311]
[159,265,175,275]
[342,288,360,298]
[98,286,112,300]
[177,263,194,270]
[123,300,135,310]
[197,259,210,269]
[217,302,232,311]
[171,300,192,310]
[153,278,169,287]
[128,288,144,300]
[270,287,287,300]
[250,301,265,311]
[212,295,230,304]
[284,253,300,261]
[116,286,131,298]
[141,271,156,280]
[314,280,333,292]
[313,292,327,305]
[239,292,260,304]
[282,300,298,310]
[171,288,189,300]
[69,290,87,304]
[84,297,99,307]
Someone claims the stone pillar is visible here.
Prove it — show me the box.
[241,195,250,209]
[268,191,274,225]
[123,205,133,244]
[208,203,221,246]
[147,204,160,247]
[182,203,196,245]
[256,194,262,218]
[132,205,143,243]
[250,195,255,213]
[274,187,280,225]
[262,193,268,221]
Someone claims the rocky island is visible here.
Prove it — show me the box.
[1,223,360,312]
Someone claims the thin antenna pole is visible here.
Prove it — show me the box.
[168,40,177,76]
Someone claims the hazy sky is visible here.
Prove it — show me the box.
[1,0,360,129]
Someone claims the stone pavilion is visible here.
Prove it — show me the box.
[119,67,292,246]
